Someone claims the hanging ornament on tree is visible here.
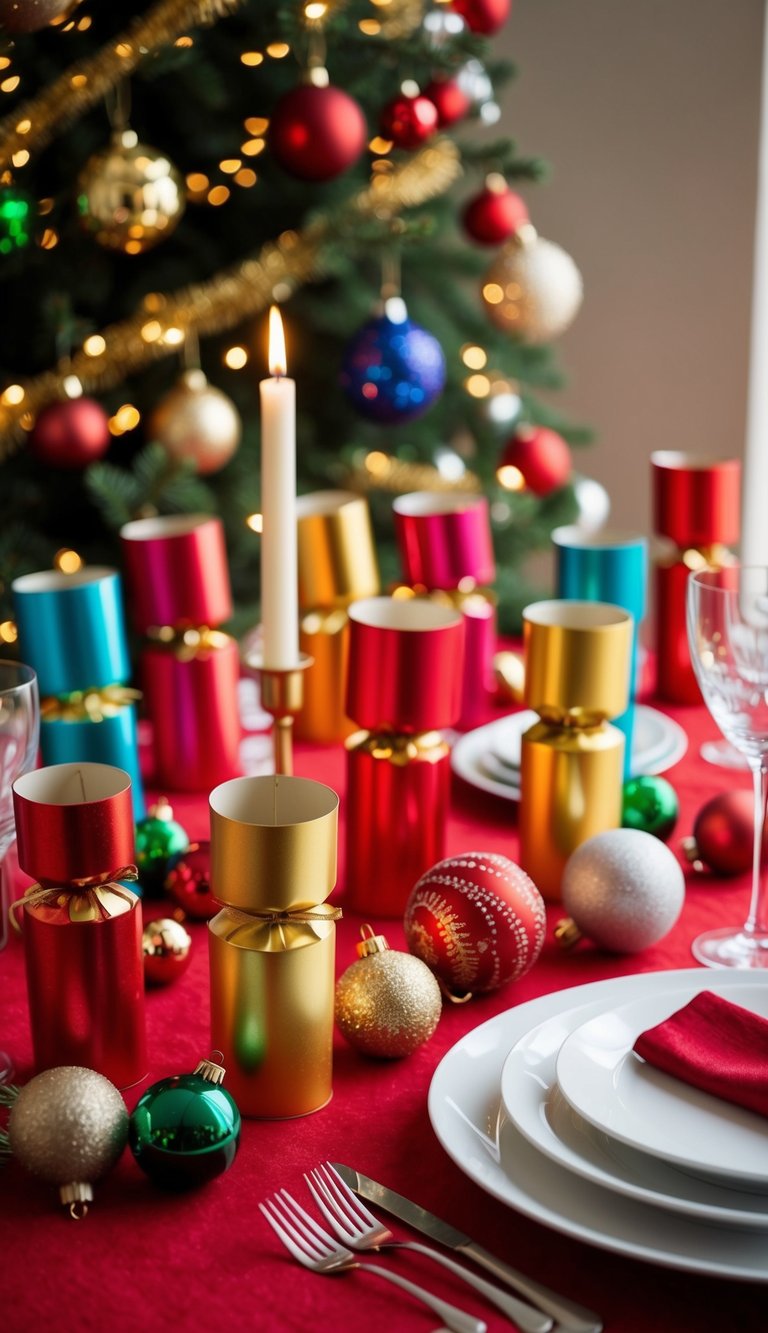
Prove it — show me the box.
[622,775,679,841]
[452,0,512,36]
[77,128,185,255]
[129,1053,240,1188]
[496,424,572,497]
[682,789,759,876]
[455,58,498,122]
[164,839,217,920]
[0,182,36,256]
[463,176,529,246]
[268,77,367,182]
[0,0,75,32]
[29,395,111,469]
[142,917,193,987]
[6,1066,128,1216]
[557,828,685,953]
[380,87,439,150]
[404,852,546,999]
[341,296,446,424]
[482,227,583,343]
[423,7,467,49]
[423,76,472,128]
[335,925,442,1058]
[148,368,241,475]
[135,798,189,894]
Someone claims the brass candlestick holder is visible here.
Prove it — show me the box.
[245,653,313,775]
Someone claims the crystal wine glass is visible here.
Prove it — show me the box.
[687,567,768,967]
[0,661,40,1081]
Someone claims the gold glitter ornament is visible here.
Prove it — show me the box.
[7,1066,129,1217]
[335,925,442,1058]
[481,226,583,344]
[148,368,241,474]
[77,129,185,255]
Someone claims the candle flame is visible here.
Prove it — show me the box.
[268,305,287,377]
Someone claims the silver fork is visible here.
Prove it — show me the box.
[260,1188,487,1333]
[305,1162,553,1333]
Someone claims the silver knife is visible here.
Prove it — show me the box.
[333,1164,603,1333]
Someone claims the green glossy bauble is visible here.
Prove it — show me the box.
[129,1068,240,1189]
[135,798,189,892]
[622,774,679,841]
[0,184,35,256]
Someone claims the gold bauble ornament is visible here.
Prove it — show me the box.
[142,916,193,986]
[148,368,241,474]
[481,225,583,344]
[335,925,442,1058]
[7,1066,129,1217]
[77,128,185,255]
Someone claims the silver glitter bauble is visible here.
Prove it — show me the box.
[482,231,583,344]
[8,1066,129,1214]
[561,828,685,953]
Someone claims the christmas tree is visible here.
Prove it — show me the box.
[0,0,588,639]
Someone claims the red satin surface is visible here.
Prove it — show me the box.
[141,641,242,791]
[1,664,765,1333]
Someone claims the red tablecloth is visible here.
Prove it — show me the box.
[0,685,764,1332]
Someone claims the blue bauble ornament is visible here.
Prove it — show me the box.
[341,301,446,423]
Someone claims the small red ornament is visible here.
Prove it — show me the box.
[268,83,367,182]
[423,76,471,128]
[404,851,546,998]
[29,397,111,470]
[497,425,572,497]
[462,180,529,245]
[164,839,217,920]
[452,0,512,35]
[686,790,761,876]
[380,92,439,151]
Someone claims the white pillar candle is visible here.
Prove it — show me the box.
[260,306,299,668]
[742,3,768,567]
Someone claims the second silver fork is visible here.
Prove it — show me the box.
[305,1162,553,1333]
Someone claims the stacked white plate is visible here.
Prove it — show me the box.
[428,970,768,1280]
[451,705,689,801]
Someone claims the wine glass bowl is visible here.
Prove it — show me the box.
[0,660,40,951]
[687,567,768,967]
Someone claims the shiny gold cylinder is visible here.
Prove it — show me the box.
[296,608,355,743]
[519,719,625,902]
[209,775,338,913]
[209,907,336,1118]
[296,491,380,609]
[523,600,633,722]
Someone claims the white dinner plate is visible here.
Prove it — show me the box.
[428,969,768,1281]
[556,983,768,1190]
[451,705,689,802]
[500,984,768,1228]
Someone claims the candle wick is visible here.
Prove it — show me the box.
[77,768,86,802]
[273,775,278,825]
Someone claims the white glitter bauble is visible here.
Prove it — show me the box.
[561,828,685,953]
[482,233,583,344]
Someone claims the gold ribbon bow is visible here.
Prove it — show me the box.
[219,901,342,950]
[346,729,449,766]
[146,625,232,661]
[41,685,141,723]
[13,866,140,925]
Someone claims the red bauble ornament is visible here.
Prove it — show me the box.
[687,790,761,876]
[380,93,439,150]
[497,425,572,497]
[164,839,217,920]
[29,397,111,470]
[404,851,546,998]
[452,0,512,36]
[268,83,367,182]
[462,180,529,245]
[423,76,471,128]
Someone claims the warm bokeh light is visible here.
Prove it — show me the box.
[266,43,290,58]
[224,345,249,370]
[54,549,84,574]
[110,404,141,434]
[1,384,25,406]
[0,621,18,644]
[234,168,257,187]
[496,464,525,491]
[84,335,106,357]
[241,52,264,67]
[482,282,504,305]
[465,374,491,398]
[461,344,487,370]
[246,512,263,533]
[207,185,230,206]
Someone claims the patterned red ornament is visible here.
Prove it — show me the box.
[462,180,529,245]
[452,0,512,36]
[29,397,111,470]
[404,851,546,998]
[423,76,471,128]
[164,839,217,920]
[497,424,571,497]
[687,790,759,876]
[268,83,367,182]
[380,93,439,150]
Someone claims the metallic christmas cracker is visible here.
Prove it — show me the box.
[120,513,233,632]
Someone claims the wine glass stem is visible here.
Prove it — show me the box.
[746,759,768,938]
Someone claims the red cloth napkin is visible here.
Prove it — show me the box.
[633,988,768,1119]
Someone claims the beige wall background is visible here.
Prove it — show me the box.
[494,0,763,542]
